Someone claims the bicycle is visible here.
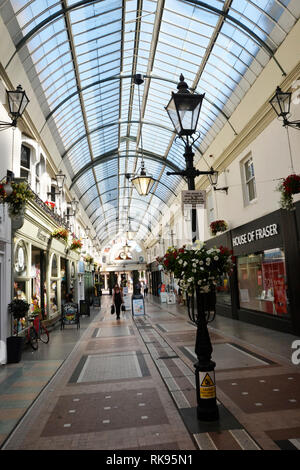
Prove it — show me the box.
[25,317,39,350]
[30,314,50,344]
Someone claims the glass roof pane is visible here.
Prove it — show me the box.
[3,0,300,244]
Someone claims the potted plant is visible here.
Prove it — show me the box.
[51,227,69,243]
[160,241,234,296]
[210,219,228,236]
[7,299,30,363]
[0,181,33,218]
[45,200,55,210]
[70,237,82,252]
[85,255,94,265]
[277,174,300,210]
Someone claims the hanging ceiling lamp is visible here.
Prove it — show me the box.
[131,74,155,196]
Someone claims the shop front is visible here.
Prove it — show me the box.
[205,208,300,335]
[12,198,81,328]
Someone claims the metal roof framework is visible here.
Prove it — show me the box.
[1,0,299,243]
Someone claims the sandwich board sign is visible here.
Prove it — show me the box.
[132,295,145,316]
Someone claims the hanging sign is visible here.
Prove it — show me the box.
[181,190,206,210]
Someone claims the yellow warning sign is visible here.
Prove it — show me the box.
[201,373,214,387]
[199,372,216,399]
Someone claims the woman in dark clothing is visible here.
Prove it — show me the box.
[112,284,124,320]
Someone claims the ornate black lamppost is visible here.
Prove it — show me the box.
[166,75,219,421]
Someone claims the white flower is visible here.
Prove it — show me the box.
[198,280,202,285]
[183,261,188,267]
[199,260,204,265]
[192,263,197,267]
[188,277,194,282]
[214,256,219,261]
[178,259,183,264]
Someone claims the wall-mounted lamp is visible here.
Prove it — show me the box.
[269,86,300,130]
[55,170,66,192]
[0,85,29,131]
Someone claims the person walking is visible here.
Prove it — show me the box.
[112,284,124,320]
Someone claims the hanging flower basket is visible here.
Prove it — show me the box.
[277,174,300,210]
[160,241,234,295]
[85,255,94,265]
[210,219,228,236]
[0,181,33,217]
[70,238,82,252]
[45,200,55,210]
[51,227,69,243]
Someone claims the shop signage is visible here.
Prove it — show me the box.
[232,223,279,247]
[37,228,50,242]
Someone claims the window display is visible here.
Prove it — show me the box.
[237,248,288,316]
[49,281,58,317]
[216,274,231,306]
[50,254,58,318]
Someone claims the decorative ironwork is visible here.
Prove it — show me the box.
[29,188,69,230]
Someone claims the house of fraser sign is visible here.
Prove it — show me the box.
[232,223,279,247]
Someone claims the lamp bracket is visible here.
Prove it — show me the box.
[283,119,300,129]
[213,186,229,195]
[0,120,16,130]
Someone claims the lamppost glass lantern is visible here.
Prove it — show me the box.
[0,85,29,130]
[208,167,218,186]
[165,74,205,136]
[55,170,66,192]
[7,85,30,124]
[269,86,291,119]
[70,199,79,213]
[131,162,155,196]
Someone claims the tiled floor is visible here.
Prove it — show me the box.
[1,295,300,451]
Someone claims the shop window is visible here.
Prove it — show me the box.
[49,281,58,318]
[216,273,231,306]
[242,156,257,204]
[20,144,31,181]
[237,249,288,317]
[31,247,46,317]
[51,254,58,277]
[61,258,67,304]
[50,254,58,318]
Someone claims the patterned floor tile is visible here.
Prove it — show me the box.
[218,373,300,413]
[41,388,169,436]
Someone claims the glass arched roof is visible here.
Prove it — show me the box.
[2,0,300,244]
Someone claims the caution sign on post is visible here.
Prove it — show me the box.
[199,372,216,399]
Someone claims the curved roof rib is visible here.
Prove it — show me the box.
[2,0,299,244]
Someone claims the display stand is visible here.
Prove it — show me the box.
[132,294,145,316]
[123,287,131,310]
[61,303,80,330]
